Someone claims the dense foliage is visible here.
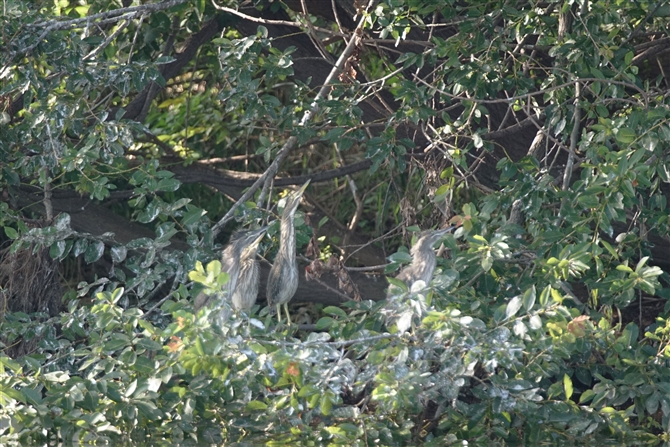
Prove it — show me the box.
[3,0,670,444]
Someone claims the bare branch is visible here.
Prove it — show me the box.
[562,82,581,191]
[83,19,131,61]
[211,2,304,27]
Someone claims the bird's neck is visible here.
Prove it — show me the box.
[278,212,296,260]
[412,246,436,267]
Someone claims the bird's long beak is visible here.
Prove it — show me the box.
[296,178,311,196]
[251,225,269,245]
[434,225,456,238]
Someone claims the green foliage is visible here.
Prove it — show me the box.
[4,0,670,444]
[3,251,670,444]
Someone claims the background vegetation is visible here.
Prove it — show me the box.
[2,0,670,444]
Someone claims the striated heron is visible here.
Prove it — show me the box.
[194,226,267,314]
[266,179,310,324]
[388,226,454,295]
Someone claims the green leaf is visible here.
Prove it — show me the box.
[320,393,333,416]
[386,277,409,292]
[315,317,335,330]
[506,295,522,319]
[433,184,450,203]
[389,251,412,264]
[49,240,66,259]
[181,207,206,227]
[297,384,318,398]
[522,286,536,311]
[136,400,162,419]
[111,245,127,263]
[111,287,124,304]
[246,400,268,411]
[4,226,18,239]
[84,240,105,264]
[563,374,573,400]
[157,177,181,192]
[322,306,347,318]
[645,392,659,415]
[73,238,89,257]
[624,51,634,65]
[195,336,205,356]
[579,389,595,403]
[529,314,542,330]
[634,256,649,273]
[324,127,345,142]
[22,387,43,405]
[133,356,156,375]
[600,240,618,258]
[135,338,162,351]
[248,342,267,354]
[0,356,23,374]
[54,213,70,231]
[615,128,636,144]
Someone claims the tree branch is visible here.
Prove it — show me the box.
[9,0,187,61]
[120,18,223,122]
[562,82,581,191]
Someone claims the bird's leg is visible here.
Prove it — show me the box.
[276,304,282,324]
[283,303,291,325]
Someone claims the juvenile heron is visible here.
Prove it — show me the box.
[388,226,454,296]
[266,179,310,323]
[194,226,268,313]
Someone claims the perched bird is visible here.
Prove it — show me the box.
[388,226,454,295]
[194,226,268,314]
[267,179,310,324]
[230,227,268,313]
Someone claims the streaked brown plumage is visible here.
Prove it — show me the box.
[266,180,310,323]
[388,226,454,295]
[194,226,267,314]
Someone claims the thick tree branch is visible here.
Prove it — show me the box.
[169,157,373,189]
[120,18,223,121]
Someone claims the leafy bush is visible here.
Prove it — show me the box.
[4,0,670,444]
[2,220,670,445]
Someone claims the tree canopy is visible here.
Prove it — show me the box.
[3,0,670,444]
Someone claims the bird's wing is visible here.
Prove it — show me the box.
[231,260,260,312]
[395,266,417,285]
[267,256,299,305]
[266,259,284,306]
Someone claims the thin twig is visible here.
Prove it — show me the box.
[562,82,581,191]
[343,222,404,265]
[300,0,334,64]
[307,274,354,302]
[344,264,388,272]
[83,19,131,61]
[127,14,145,64]
[143,279,184,319]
